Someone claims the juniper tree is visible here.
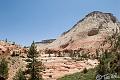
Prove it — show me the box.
[0,58,9,79]
[26,42,43,80]
[5,38,7,42]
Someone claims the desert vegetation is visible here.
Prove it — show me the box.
[58,33,120,80]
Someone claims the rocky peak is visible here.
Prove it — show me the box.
[62,11,118,36]
[38,11,120,51]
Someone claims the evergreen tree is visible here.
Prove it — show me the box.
[26,41,43,80]
[96,58,107,80]
[13,69,26,80]
[5,38,7,42]
[96,49,99,59]
[0,58,9,79]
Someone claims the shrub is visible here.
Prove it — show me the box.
[83,68,88,74]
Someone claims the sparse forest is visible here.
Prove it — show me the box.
[58,33,120,80]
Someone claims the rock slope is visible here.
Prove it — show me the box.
[0,40,26,56]
[41,11,120,52]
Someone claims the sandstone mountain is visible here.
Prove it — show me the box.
[37,11,120,52]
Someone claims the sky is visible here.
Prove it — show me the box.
[0,0,120,46]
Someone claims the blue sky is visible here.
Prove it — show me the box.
[0,0,120,46]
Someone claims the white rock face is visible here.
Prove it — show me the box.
[38,11,120,51]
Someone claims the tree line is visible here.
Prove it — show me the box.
[0,42,44,80]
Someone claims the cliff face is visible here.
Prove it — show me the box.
[38,11,120,52]
[35,39,56,50]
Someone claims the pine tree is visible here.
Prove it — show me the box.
[96,58,107,80]
[5,38,7,42]
[0,58,9,79]
[26,41,43,80]
[96,49,99,59]
[13,69,26,80]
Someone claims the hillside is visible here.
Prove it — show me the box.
[0,40,26,57]
[38,11,120,53]
[0,40,27,80]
